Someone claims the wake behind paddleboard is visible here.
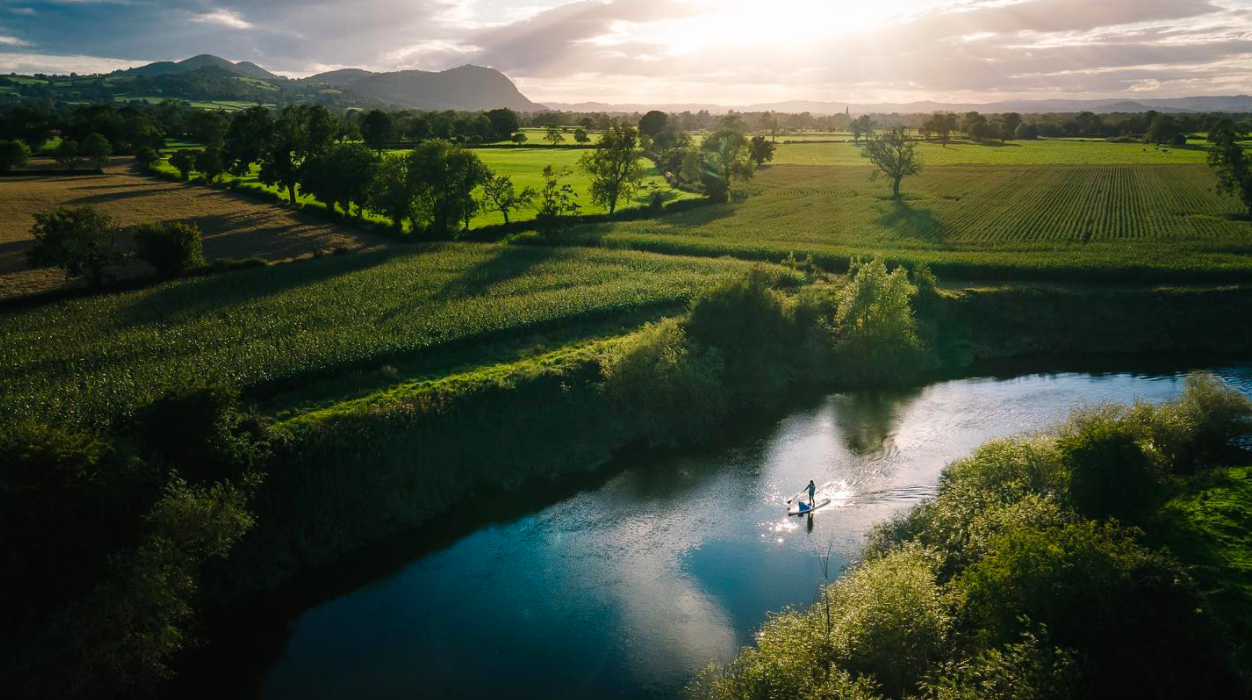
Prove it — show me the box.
[788,499,832,516]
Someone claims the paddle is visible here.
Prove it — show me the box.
[785,488,808,505]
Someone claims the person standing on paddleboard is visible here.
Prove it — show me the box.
[806,480,816,509]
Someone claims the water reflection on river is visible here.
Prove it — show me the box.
[247,364,1252,700]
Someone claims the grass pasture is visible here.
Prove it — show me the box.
[587,164,1252,281]
[0,244,762,425]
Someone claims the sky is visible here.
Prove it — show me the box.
[0,0,1250,105]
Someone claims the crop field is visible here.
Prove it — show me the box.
[154,144,698,227]
[770,137,1211,166]
[0,164,384,297]
[588,164,1252,281]
[0,244,762,425]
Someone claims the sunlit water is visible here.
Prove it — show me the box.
[236,364,1252,700]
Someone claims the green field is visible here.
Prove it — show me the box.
[154,144,697,227]
[0,244,760,425]
[771,137,1211,166]
[584,164,1252,280]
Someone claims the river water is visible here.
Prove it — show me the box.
[220,361,1252,700]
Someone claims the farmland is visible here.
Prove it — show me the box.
[769,137,1212,166]
[586,163,1252,281]
[0,244,765,426]
[0,163,385,298]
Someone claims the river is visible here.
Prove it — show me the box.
[206,360,1252,700]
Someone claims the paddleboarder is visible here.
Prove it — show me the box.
[805,480,816,509]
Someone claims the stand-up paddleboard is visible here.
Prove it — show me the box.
[788,499,831,516]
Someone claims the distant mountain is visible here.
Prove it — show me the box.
[124,54,281,81]
[302,64,537,111]
[544,96,1252,115]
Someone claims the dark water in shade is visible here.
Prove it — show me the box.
[216,362,1252,700]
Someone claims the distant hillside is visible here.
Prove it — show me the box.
[545,96,1252,115]
[124,54,281,81]
[302,64,538,111]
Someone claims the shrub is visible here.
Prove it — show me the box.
[957,520,1241,698]
[0,138,31,172]
[1057,408,1163,523]
[131,221,206,277]
[828,546,952,696]
[81,133,112,169]
[135,382,269,485]
[601,318,728,446]
[686,267,801,405]
[920,625,1079,700]
[833,259,922,383]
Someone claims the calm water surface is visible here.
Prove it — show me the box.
[241,363,1252,700]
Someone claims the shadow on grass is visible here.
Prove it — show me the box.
[427,244,555,304]
[876,198,950,245]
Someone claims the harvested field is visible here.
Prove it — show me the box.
[0,161,386,298]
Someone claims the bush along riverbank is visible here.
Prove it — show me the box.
[689,376,1252,700]
[8,261,1252,698]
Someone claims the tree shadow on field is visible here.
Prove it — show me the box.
[427,244,554,304]
[876,198,950,245]
[67,187,165,205]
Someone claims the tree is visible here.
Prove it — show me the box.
[222,106,273,177]
[749,135,776,166]
[573,128,590,144]
[535,164,580,230]
[579,122,646,217]
[698,127,755,202]
[480,173,535,226]
[195,148,225,183]
[511,132,528,145]
[969,119,993,142]
[544,125,566,147]
[186,111,228,150]
[26,206,121,288]
[961,111,986,136]
[638,110,669,138]
[1015,122,1039,140]
[360,109,395,153]
[54,139,82,171]
[862,127,921,198]
[850,115,875,144]
[407,139,491,236]
[485,108,520,141]
[1002,112,1023,139]
[1208,128,1252,216]
[301,143,380,216]
[132,221,205,277]
[0,139,30,173]
[1145,115,1182,145]
[79,133,112,170]
[367,154,415,232]
[259,104,336,205]
[169,150,196,180]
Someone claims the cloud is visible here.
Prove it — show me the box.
[0,0,1250,103]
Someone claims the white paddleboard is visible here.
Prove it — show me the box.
[788,499,831,516]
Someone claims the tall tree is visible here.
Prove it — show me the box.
[544,126,566,147]
[638,110,669,138]
[360,109,395,153]
[195,148,225,183]
[485,108,520,142]
[25,206,121,288]
[535,164,580,231]
[367,154,415,232]
[862,127,921,198]
[222,106,274,177]
[1208,128,1252,216]
[480,173,535,226]
[80,133,111,169]
[259,105,336,205]
[0,139,30,173]
[850,115,876,144]
[580,123,646,217]
[699,127,755,202]
[749,135,776,166]
[303,143,380,216]
[407,140,491,236]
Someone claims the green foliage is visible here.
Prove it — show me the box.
[54,137,81,169]
[1207,127,1252,215]
[80,132,111,168]
[0,137,30,172]
[169,148,196,179]
[222,105,273,176]
[194,146,224,182]
[366,152,413,231]
[407,139,490,236]
[136,382,269,484]
[131,220,205,277]
[699,127,755,202]
[749,135,776,166]
[536,163,580,231]
[601,318,727,446]
[259,104,335,205]
[919,625,1079,700]
[301,142,379,215]
[0,245,756,426]
[544,125,565,146]
[25,206,121,288]
[480,172,535,225]
[1057,407,1165,523]
[580,122,646,216]
[360,109,394,152]
[862,127,921,198]
[833,259,921,382]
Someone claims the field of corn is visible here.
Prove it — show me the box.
[0,244,767,426]
[587,164,1252,281]
[770,136,1214,166]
